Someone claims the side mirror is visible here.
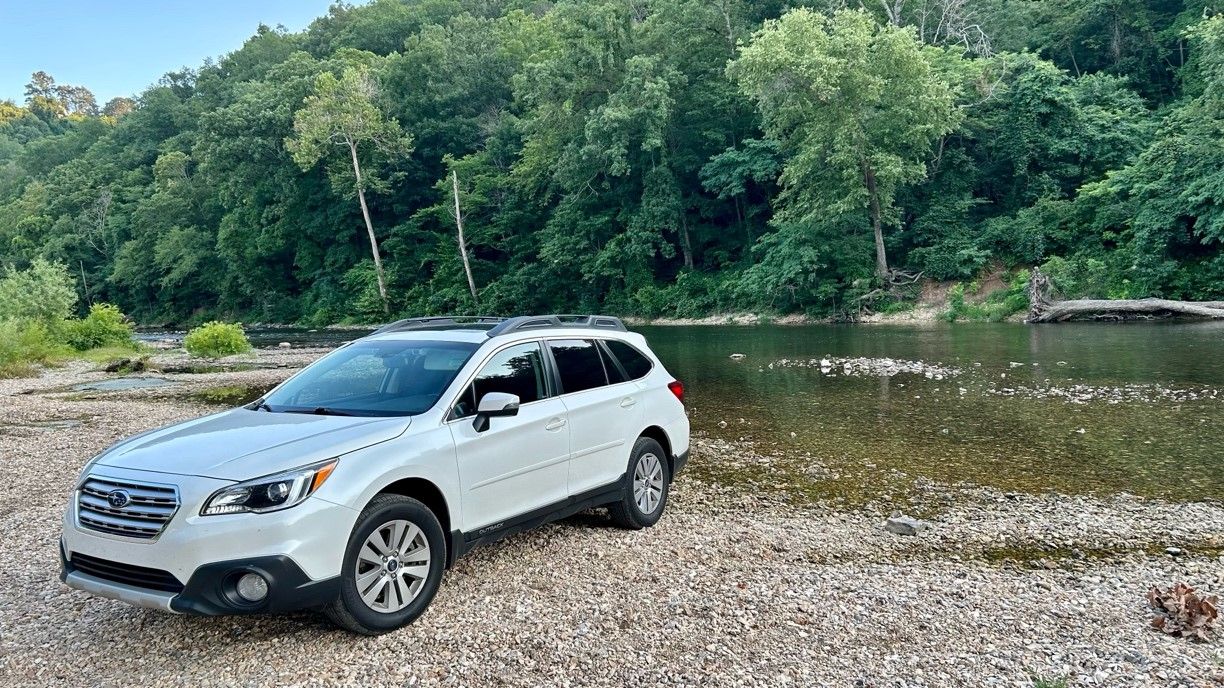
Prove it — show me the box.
[473,392,520,432]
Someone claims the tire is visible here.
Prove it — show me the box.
[608,437,671,529]
[324,494,446,635]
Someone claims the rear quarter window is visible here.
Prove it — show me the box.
[605,340,653,380]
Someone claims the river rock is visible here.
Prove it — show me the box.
[729,353,745,360]
[884,514,929,536]
[103,358,147,373]
[278,342,292,349]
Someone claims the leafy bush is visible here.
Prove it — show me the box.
[0,258,77,324]
[943,271,1031,322]
[0,319,64,378]
[630,272,738,320]
[942,283,968,321]
[908,235,991,280]
[66,303,135,351]
[1040,255,1115,299]
[183,322,252,358]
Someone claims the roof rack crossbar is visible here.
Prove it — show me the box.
[371,315,507,335]
[485,314,627,338]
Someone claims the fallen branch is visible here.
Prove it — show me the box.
[1026,267,1224,322]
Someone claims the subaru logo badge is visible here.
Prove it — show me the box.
[106,489,132,509]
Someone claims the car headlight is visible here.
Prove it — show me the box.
[201,460,337,516]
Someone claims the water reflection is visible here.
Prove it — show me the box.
[641,322,1224,500]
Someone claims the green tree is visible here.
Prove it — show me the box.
[102,97,135,118]
[0,258,77,323]
[286,65,413,313]
[730,8,961,280]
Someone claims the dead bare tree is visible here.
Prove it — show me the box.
[81,189,113,257]
[914,0,993,56]
[451,170,480,306]
[878,0,905,26]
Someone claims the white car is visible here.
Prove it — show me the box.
[60,315,689,634]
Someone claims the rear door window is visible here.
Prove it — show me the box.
[604,340,653,380]
[548,339,608,394]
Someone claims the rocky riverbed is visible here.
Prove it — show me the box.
[1,347,1222,687]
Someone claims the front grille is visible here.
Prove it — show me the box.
[76,476,179,539]
[68,552,184,593]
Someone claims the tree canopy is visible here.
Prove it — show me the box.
[0,0,1220,324]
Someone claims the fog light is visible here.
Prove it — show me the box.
[235,572,268,602]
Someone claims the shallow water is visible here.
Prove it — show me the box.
[640,322,1224,501]
[72,377,175,392]
[224,322,1224,501]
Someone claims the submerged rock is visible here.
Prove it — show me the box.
[768,356,961,378]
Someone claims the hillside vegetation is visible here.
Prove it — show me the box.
[1,1,1222,325]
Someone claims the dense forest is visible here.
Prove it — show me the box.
[1,0,1222,325]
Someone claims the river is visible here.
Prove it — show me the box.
[162,321,1224,502]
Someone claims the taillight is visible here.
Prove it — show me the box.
[667,380,684,404]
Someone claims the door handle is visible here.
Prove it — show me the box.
[545,418,567,431]
[619,397,637,409]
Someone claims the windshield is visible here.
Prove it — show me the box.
[259,339,478,417]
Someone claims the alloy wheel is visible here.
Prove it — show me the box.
[633,453,665,514]
[354,519,431,613]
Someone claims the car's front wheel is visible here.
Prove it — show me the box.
[608,437,670,529]
[324,494,446,635]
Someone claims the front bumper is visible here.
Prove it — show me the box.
[60,465,356,615]
[60,543,340,615]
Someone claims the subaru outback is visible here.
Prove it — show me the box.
[60,315,689,634]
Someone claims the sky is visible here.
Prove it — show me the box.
[0,0,358,104]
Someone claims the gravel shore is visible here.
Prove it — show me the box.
[1,349,1221,687]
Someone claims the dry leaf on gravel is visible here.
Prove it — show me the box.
[1147,582,1219,641]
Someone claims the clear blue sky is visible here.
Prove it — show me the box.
[0,0,360,104]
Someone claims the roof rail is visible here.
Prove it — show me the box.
[370,315,507,335]
[485,314,627,338]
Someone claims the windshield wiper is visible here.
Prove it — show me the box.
[276,406,358,416]
[252,401,274,412]
[309,406,355,417]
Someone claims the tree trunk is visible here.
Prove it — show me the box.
[734,195,752,246]
[718,0,736,54]
[1030,299,1224,322]
[679,212,694,270]
[862,160,889,279]
[1027,267,1224,322]
[349,141,389,313]
[79,261,92,306]
[452,170,480,306]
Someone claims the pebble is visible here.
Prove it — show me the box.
[1,350,1222,686]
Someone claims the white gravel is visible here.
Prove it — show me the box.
[1,351,1222,687]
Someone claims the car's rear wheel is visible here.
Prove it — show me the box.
[324,494,445,635]
[608,437,670,529]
